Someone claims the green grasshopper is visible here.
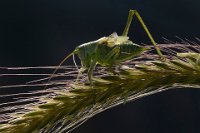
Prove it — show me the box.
[51,10,163,82]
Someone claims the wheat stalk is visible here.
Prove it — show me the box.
[0,43,200,133]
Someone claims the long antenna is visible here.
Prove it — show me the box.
[44,51,75,89]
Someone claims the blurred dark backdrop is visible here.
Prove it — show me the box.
[0,0,200,133]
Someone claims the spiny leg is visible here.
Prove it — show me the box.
[122,10,164,59]
[88,60,97,83]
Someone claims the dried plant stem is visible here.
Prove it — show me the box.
[0,43,200,133]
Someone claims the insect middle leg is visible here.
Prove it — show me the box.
[88,60,97,82]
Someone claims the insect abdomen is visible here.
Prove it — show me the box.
[117,43,146,62]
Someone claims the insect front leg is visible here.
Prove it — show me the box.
[76,67,86,82]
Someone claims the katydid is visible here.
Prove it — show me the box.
[49,10,163,83]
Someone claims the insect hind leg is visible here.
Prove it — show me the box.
[122,10,164,59]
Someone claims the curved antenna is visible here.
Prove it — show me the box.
[122,10,164,59]
[44,51,75,89]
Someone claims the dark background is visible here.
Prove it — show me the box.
[0,0,200,133]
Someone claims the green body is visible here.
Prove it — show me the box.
[50,10,163,83]
[75,39,146,81]
[75,41,145,67]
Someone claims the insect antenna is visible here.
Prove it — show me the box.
[44,51,76,89]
